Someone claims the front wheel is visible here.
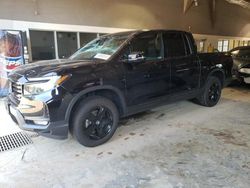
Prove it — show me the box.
[72,96,119,147]
[196,76,222,107]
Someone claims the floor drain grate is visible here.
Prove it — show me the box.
[0,132,33,152]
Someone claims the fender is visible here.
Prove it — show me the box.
[65,85,127,122]
[207,67,225,85]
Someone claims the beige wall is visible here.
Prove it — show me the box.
[0,0,249,37]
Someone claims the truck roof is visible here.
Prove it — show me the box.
[103,29,191,37]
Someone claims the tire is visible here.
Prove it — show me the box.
[72,96,119,147]
[195,76,222,107]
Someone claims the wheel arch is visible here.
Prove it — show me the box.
[207,68,225,87]
[65,85,127,124]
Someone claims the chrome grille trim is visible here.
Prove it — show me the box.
[11,82,22,100]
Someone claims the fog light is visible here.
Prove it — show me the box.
[34,120,49,126]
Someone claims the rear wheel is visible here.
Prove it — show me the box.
[195,76,222,107]
[72,96,119,147]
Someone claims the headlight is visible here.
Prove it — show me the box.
[239,68,250,74]
[23,75,69,95]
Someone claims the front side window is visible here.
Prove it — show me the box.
[70,34,128,61]
[163,33,186,57]
[129,33,163,61]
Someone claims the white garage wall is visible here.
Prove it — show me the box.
[0,19,132,61]
[0,0,249,37]
[0,19,249,61]
[194,34,250,52]
[0,19,131,33]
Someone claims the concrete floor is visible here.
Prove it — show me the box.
[0,84,250,188]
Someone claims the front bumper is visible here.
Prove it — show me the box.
[5,95,68,139]
[232,68,250,84]
[243,77,250,84]
[239,68,250,84]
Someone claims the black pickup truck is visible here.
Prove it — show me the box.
[5,30,233,147]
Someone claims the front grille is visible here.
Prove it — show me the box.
[11,82,22,100]
[0,132,33,152]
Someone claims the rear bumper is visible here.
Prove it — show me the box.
[5,95,69,139]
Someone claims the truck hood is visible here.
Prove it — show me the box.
[8,59,98,83]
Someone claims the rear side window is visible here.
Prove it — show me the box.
[183,35,191,55]
[163,33,186,58]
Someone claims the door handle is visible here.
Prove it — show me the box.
[176,68,190,73]
[176,63,187,67]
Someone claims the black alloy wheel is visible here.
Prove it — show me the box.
[83,106,113,140]
[72,96,119,147]
[208,82,220,103]
[195,76,222,107]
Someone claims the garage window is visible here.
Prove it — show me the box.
[30,30,55,61]
[218,40,229,52]
[57,32,78,59]
[198,41,205,52]
[243,41,248,46]
[80,33,97,47]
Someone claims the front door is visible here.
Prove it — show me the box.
[123,32,171,106]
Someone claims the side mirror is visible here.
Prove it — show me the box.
[127,52,145,63]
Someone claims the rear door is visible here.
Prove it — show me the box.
[163,32,200,94]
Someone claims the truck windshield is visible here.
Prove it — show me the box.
[69,34,129,61]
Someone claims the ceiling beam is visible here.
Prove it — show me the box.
[209,0,217,27]
[183,0,194,13]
